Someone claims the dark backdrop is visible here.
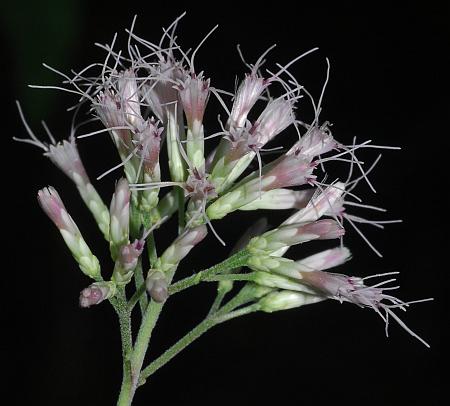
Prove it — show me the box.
[2,2,448,405]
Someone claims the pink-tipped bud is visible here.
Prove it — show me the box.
[79,281,116,308]
[296,247,351,272]
[117,69,141,126]
[299,219,345,240]
[250,219,344,255]
[160,225,208,268]
[146,270,169,303]
[109,178,130,249]
[45,137,89,186]
[37,187,79,234]
[229,74,269,129]
[118,239,145,272]
[262,154,316,190]
[38,186,101,278]
[178,74,210,129]
[288,126,337,158]
[251,98,295,146]
[259,290,325,312]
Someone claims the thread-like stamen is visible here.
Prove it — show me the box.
[190,25,218,74]
[346,216,382,257]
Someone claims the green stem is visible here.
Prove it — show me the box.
[138,303,261,386]
[123,250,249,401]
[168,249,250,295]
[110,290,133,406]
[129,283,146,311]
[130,266,179,393]
[130,300,164,392]
[133,258,147,315]
[203,273,255,282]
[215,285,256,316]
[147,232,158,267]
[176,187,185,233]
[208,289,227,315]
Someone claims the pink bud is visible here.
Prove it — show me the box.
[288,126,337,158]
[263,154,316,190]
[109,178,130,246]
[162,225,208,266]
[118,239,145,272]
[79,282,115,308]
[37,187,79,234]
[251,98,295,146]
[178,74,210,129]
[146,270,169,303]
[297,247,351,272]
[299,219,345,240]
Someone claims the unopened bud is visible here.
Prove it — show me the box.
[259,290,325,312]
[118,239,145,271]
[112,239,145,286]
[146,270,169,303]
[248,219,344,255]
[79,281,116,308]
[288,126,337,158]
[251,98,295,146]
[296,247,351,272]
[37,187,101,278]
[159,225,207,271]
[110,178,130,258]
[252,271,317,294]
[239,189,314,211]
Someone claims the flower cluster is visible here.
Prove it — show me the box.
[16,14,431,404]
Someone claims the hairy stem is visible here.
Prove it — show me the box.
[133,258,147,315]
[208,289,228,315]
[129,265,178,396]
[203,273,255,283]
[130,300,164,392]
[138,303,261,386]
[168,249,250,295]
[129,283,146,311]
[110,290,133,406]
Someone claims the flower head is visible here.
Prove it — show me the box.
[298,270,432,347]
[45,137,90,186]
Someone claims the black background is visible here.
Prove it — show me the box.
[2,2,448,405]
